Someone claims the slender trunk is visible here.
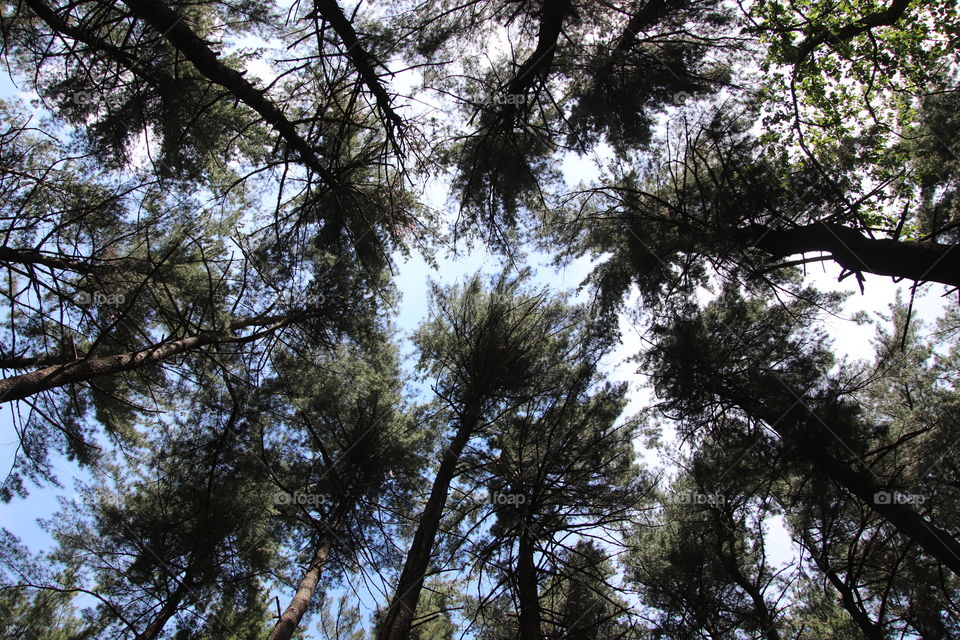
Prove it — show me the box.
[712,512,781,640]
[0,312,307,404]
[268,493,354,640]
[516,523,542,640]
[800,532,885,640]
[377,402,482,640]
[134,570,193,640]
[725,381,960,577]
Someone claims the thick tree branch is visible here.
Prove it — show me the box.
[0,310,311,404]
[793,0,913,63]
[0,245,106,274]
[21,0,160,81]
[311,0,405,154]
[740,222,960,289]
[614,0,669,54]
[119,0,338,186]
[499,0,575,124]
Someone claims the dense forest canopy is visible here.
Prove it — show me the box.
[0,0,958,638]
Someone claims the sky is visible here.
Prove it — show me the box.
[0,18,955,637]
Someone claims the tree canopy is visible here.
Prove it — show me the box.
[0,0,958,638]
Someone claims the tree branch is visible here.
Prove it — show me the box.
[120,0,338,187]
[740,222,960,289]
[793,0,913,63]
[311,0,405,154]
[499,0,575,123]
[0,310,312,404]
[0,245,107,274]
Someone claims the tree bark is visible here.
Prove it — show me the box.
[505,0,572,95]
[268,492,354,640]
[516,522,542,640]
[0,311,309,404]
[376,401,482,640]
[741,222,960,289]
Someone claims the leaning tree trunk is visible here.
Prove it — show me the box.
[724,379,960,578]
[377,401,482,640]
[268,490,355,640]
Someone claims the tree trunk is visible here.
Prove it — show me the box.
[800,532,886,640]
[268,493,354,640]
[516,523,542,640]
[134,569,194,640]
[377,402,482,640]
[0,311,307,404]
